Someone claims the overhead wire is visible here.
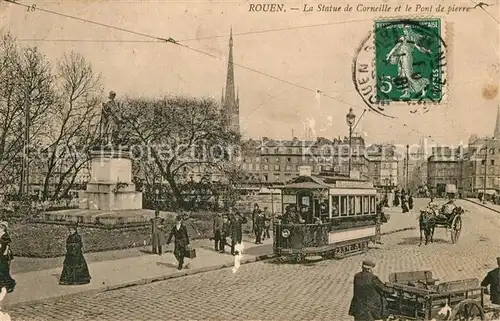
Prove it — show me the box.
[4,0,367,111]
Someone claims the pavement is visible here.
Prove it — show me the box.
[465,198,500,214]
[2,201,421,312]
[6,199,500,320]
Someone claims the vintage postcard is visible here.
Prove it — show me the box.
[0,0,499,320]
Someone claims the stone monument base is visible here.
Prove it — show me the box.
[79,147,143,211]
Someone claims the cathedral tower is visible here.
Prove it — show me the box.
[221,28,240,134]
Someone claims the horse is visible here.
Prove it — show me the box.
[419,208,436,246]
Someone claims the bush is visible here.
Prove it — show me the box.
[9,218,216,258]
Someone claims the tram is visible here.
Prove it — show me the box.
[273,166,385,262]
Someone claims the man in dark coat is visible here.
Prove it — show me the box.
[150,210,166,255]
[348,259,393,321]
[254,210,265,244]
[212,213,224,252]
[251,203,260,234]
[481,257,500,305]
[166,216,190,270]
[220,215,231,253]
[229,209,247,255]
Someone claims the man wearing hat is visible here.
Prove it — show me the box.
[348,259,393,321]
[481,257,500,305]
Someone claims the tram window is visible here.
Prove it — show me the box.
[340,196,347,216]
[370,196,376,213]
[355,196,362,215]
[348,196,355,215]
[331,196,339,217]
[283,195,296,205]
[301,196,310,206]
[363,196,370,214]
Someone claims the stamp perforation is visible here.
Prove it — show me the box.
[371,15,448,114]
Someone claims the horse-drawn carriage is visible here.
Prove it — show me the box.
[385,270,500,320]
[419,201,463,245]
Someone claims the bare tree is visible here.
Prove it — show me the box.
[39,51,101,200]
[120,96,241,209]
[0,31,55,195]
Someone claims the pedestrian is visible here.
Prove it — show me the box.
[228,209,247,255]
[348,259,393,321]
[166,215,190,270]
[262,207,271,240]
[59,223,91,285]
[408,193,414,210]
[252,203,260,234]
[401,193,409,213]
[0,222,15,293]
[220,214,230,253]
[254,210,265,244]
[150,210,166,255]
[481,257,500,305]
[212,212,224,252]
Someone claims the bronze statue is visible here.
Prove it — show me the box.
[99,91,120,145]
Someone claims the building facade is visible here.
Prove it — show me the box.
[427,146,461,196]
[365,144,399,189]
[240,136,369,184]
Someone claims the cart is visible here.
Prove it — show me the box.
[385,270,500,320]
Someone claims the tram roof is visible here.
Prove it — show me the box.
[280,174,374,190]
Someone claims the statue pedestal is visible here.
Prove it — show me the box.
[79,148,143,211]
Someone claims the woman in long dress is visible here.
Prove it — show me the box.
[59,224,91,285]
[0,222,16,293]
[385,25,433,98]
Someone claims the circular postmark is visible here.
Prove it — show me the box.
[352,18,447,118]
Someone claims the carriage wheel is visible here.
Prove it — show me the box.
[448,299,484,320]
[450,215,463,244]
[295,253,305,263]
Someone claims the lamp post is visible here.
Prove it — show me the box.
[155,188,160,210]
[345,108,356,175]
[406,144,409,191]
[483,139,488,204]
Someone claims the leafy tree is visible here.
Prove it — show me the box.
[119,96,241,210]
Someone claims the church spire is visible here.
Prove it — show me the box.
[494,105,500,139]
[223,26,239,133]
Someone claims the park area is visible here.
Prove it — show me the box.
[6,209,253,258]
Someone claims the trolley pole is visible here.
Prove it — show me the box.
[406,144,409,191]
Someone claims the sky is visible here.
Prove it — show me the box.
[1,0,499,146]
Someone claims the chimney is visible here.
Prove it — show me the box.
[298,166,312,177]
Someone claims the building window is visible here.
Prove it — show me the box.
[287,148,292,154]
[285,165,292,171]
[263,174,268,181]
[285,173,291,182]
[273,174,280,181]
[255,164,260,171]
[255,157,260,163]
[482,160,486,165]
[264,158,268,163]
[274,164,280,171]
[275,157,280,163]
[263,164,269,170]
[340,196,347,216]
[287,157,292,163]
[492,160,495,165]
[331,196,339,217]
[274,148,279,153]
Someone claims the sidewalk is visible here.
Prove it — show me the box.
[3,237,274,309]
[464,198,500,214]
[4,209,416,309]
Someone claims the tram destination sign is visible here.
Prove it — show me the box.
[335,180,373,189]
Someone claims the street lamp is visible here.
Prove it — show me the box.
[345,108,356,175]
[155,188,160,209]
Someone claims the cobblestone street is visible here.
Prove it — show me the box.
[8,199,500,321]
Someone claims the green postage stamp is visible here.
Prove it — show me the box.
[374,19,445,104]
